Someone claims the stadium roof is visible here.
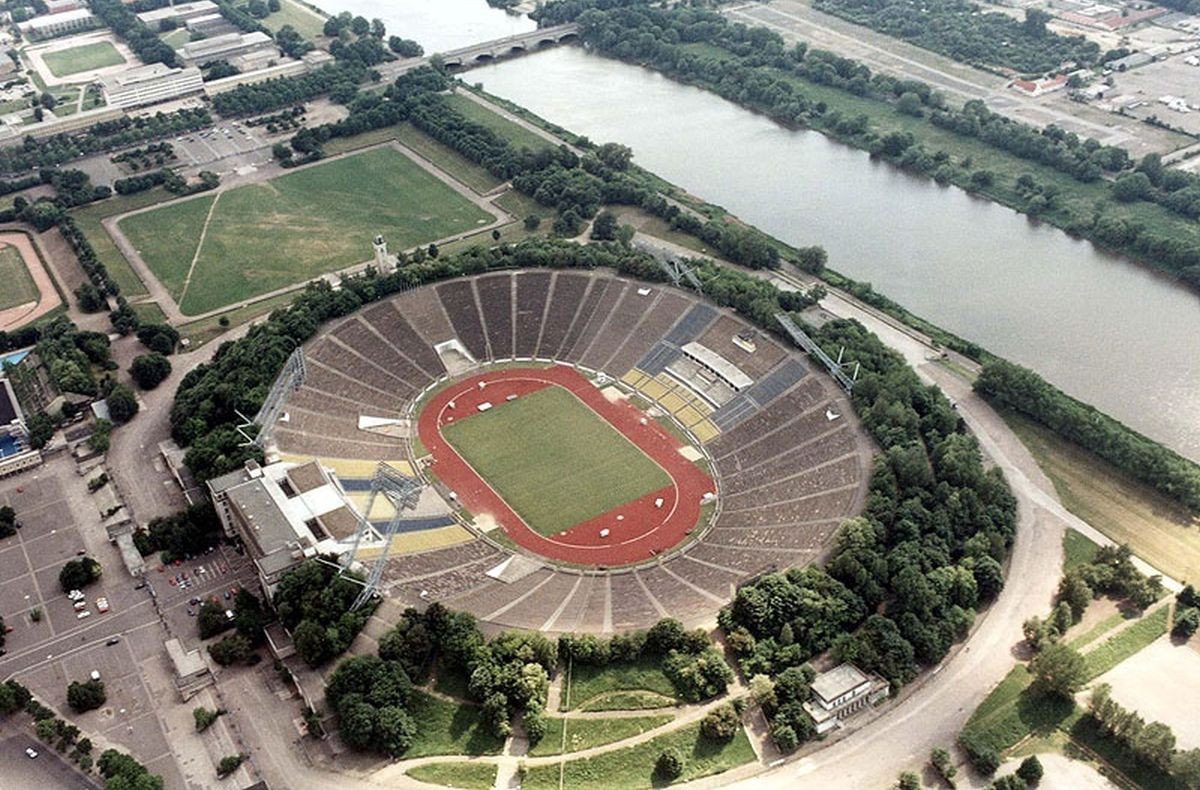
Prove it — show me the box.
[681,342,754,390]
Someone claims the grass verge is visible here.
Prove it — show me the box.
[1082,605,1170,680]
[0,245,39,311]
[530,715,674,757]
[406,690,505,758]
[405,762,498,790]
[579,691,676,713]
[564,657,678,712]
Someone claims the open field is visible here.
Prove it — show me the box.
[441,386,670,537]
[260,0,327,41]
[405,762,498,790]
[563,657,679,711]
[42,41,124,77]
[0,245,38,311]
[530,715,674,757]
[71,188,181,298]
[1004,410,1200,583]
[1097,636,1200,751]
[444,93,553,150]
[522,720,755,790]
[118,147,495,315]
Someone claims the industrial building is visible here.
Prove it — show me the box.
[99,63,204,109]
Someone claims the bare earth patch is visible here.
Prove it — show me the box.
[1094,635,1200,750]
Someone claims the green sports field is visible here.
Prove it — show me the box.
[441,386,670,536]
[42,41,125,78]
[117,147,494,315]
[0,245,38,311]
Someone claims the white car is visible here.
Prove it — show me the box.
[68,589,84,601]
[25,746,37,758]
[96,597,109,613]
[90,670,100,681]
[76,611,91,620]
[73,600,87,611]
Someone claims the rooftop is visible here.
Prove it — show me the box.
[811,663,870,703]
[100,63,201,91]
[226,478,301,556]
[164,637,207,678]
[180,30,272,60]
[681,341,754,390]
[286,461,328,495]
[136,0,217,24]
[18,7,93,28]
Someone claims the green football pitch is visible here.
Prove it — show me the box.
[117,147,494,316]
[42,42,125,77]
[441,386,671,536]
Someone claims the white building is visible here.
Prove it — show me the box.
[0,376,39,478]
[18,8,97,40]
[207,459,373,596]
[178,30,276,67]
[100,64,205,109]
[43,0,83,14]
[803,663,890,734]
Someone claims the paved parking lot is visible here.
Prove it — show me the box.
[0,730,97,789]
[146,544,258,652]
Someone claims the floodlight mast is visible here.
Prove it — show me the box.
[341,462,424,611]
[235,347,307,447]
[775,313,857,393]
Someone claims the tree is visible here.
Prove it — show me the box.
[193,706,222,732]
[1113,172,1153,203]
[294,619,333,667]
[216,754,244,777]
[207,634,252,666]
[1017,755,1043,784]
[106,384,139,424]
[1173,607,1199,639]
[197,601,232,640]
[1023,8,1052,37]
[524,214,541,231]
[1133,721,1176,772]
[897,771,920,790]
[130,353,171,390]
[1172,749,1200,788]
[700,703,741,742]
[350,15,369,36]
[655,747,684,780]
[376,705,416,756]
[896,92,923,117]
[931,746,957,786]
[136,323,179,355]
[59,556,101,592]
[1030,643,1086,699]
[67,680,106,712]
[590,210,619,241]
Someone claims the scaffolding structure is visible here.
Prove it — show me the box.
[775,313,858,393]
[341,462,424,611]
[236,348,306,448]
[657,255,704,293]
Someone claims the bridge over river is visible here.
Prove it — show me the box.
[378,24,580,80]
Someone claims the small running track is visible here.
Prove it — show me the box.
[417,365,715,565]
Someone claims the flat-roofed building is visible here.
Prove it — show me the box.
[186,12,235,37]
[164,638,213,701]
[136,0,218,27]
[179,30,275,67]
[100,63,204,109]
[803,663,889,734]
[18,8,97,40]
[0,375,39,478]
[44,0,83,14]
[207,459,382,596]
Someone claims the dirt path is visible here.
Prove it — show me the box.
[175,190,223,309]
[0,230,63,331]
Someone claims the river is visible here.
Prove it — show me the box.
[308,0,535,53]
[308,1,1200,462]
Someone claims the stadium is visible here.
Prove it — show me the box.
[267,269,873,633]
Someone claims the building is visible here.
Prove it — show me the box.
[803,663,889,734]
[203,49,333,97]
[43,0,83,14]
[1011,74,1069,97]
[18,8,97,40]
[207,459,372,596]
[164,638,213,701]
[100,63,204,109]
[186,13,237,38]
[136,0,218,27]
[178,30,275,67]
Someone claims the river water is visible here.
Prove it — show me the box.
[308,1,1200,462]
[309,0,535,53]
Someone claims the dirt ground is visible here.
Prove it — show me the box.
[0,230,62,331]
[1095,635,1200,750]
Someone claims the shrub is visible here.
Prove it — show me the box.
[130,353,172,390]
[216,753,244,777]
[769,722,798,752]
[1017,755,1043,784]
[655,747,684,780]
[59,556,101,592]
[194,706,223,732]
[66,680,106,713]
[524,707,547,745]
[700,703,741,742]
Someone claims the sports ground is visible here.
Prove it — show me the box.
[42,41,124,78]
[419,366,715,565]
[116,147,496,315]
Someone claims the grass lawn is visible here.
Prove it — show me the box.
[131,301,167,325]
[1081,604,1170,680]
[442,386,670,537]
[118,147,494,315]
[405,762,497,790]
[1063,528,1100,573]
[522,720,754,790]
[260,0,327,41]
[42,41,125,78]
[530,715,674,757]
[176,290,298,347]
[959,667,1076,756]
[1003,409,1200,583]
[161,28,192,50]
[564,657,678,712]
[406,691,505,758]
[394,124,504,194]
[1067,609,1131,651]
[0,245,39,311]
[443,93,553,150]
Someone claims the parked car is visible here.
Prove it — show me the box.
[25,747,37,758]
[90,670,100,681]
[73,601,87,611]
[96,598,109,613]
[105,638,120,646]
[76,611,91,620]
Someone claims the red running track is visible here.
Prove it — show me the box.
[416,365,715,565]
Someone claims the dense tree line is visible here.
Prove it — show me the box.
[132,503,220,562]
[210,64,366,117]
[975,359,1200,513]
[545,3,1200,288]
[34,318,110,397]
[811,0,1098,74]
[0,108,210,176]
[90,0,178,68]
[113,167,218,196]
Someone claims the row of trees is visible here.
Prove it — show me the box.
[975,359,1200,514]
[90,0,177,68]
[210,64,366,117]
[1088,684,1200,785]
